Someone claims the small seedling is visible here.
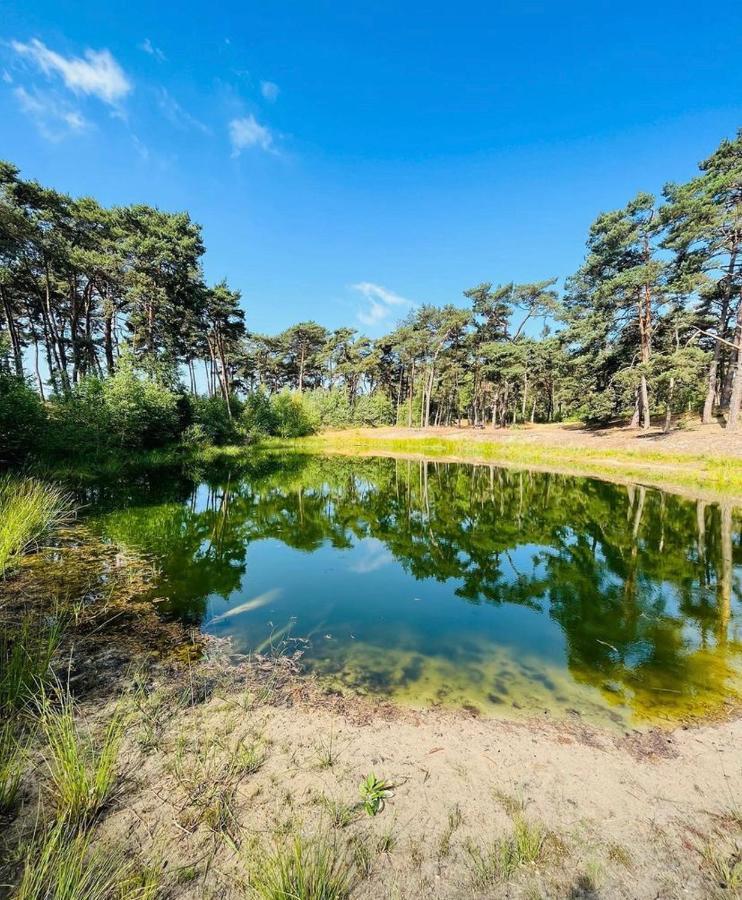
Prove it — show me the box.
[359,773,391,816]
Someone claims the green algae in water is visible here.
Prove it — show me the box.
[82,453,742,729]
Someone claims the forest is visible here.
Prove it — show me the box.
[1,129,741,464]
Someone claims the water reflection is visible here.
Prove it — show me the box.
[83,453,742,727]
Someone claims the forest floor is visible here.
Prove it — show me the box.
[297,421,742,502]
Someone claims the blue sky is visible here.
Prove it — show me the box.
[2,0,741,335]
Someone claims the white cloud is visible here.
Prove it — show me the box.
[11,38,131,105]
[352,282,415,327]
[229,114,274,154]
[13,85,88,140]
[138,38,166,62]
[260,80,279,102]
[157,88,210,134]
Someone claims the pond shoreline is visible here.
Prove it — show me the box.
[2,513,741,897]
[289,422,742,504]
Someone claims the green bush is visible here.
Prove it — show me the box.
[270,390,316,438]
[303,389,352,428]
[0,375,47,463]
[242,389,277,436]
[352,392,394,427]
[186,394,241,445]
[46,364,181,455]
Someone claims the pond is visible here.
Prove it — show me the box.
[82,452,742,729]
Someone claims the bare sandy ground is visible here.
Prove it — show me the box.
[90,664,742,900]
[335,421,742,458]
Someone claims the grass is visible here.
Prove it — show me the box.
[0,720,27,815]
[467,817,548,887]
[39,685,124,830]
[0,616,62,713]
[0,475,72,577]
[13,823,159,900]
[250,834,354,900]
[287,430,742,498]
[703,841,742,892]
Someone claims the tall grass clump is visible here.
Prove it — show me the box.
[0,475,72,577]
[0,617,62,713]
[250,835,353,900]
[39,685,125,830]
[467,817,547,887]
[13,822,159,900]
[0,721,27,815]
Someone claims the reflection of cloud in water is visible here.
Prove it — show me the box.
[207,588,282,625]
[349,538,394,574]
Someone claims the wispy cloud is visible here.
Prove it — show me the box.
[260,80,279,102]
[138,38,166,62]
[11,38,131,105]
[229,113,274,155]
[13,85,88,140]
[352,282,415,327]
[157,87,210,134]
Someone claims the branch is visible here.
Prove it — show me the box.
[691,326,737,350]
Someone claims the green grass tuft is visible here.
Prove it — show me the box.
[13,823,159,900]
[39,685,124,831]
[250,834,353,900]
[0,475,73,577]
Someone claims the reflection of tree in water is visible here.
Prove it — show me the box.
[89,452,741,714]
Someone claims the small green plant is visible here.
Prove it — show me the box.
[39,686,124,830]
[321,796,357,829]
[359,773,391,817]
[250,834,353,900]
[235,739,266,776]
[315,729,340,769]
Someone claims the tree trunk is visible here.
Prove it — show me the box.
[725,295,742,430]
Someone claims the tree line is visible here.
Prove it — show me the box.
[1,130,740,446]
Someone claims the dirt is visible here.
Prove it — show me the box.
[57,652,738,900]
[345,421,742,458]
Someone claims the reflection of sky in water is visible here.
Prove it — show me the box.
[87,456,742,728]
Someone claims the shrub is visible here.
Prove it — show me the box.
[0,375,47,464]
[102,364,180,449]
[242,388,277,436]
[303,389,352,428]
[185,394,241,445]
[270,390,316,438]
[353,392,394,427]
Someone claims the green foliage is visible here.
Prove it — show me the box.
[0,617,61,713]
[242,388,278,436]
[39,686,125,830]
[466,817,547,886]
[303,388,352,428]
[352,391,394,426]
[13,823,159,900]
[270,390,317,438]
[186,394,242,445]
[0,375,47,463]
[359,773,391,816]
[0,721,26,815]
[0,475,72,577]
[250,835,353,900]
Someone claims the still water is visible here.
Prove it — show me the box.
[84,453,742,728]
